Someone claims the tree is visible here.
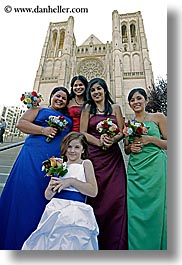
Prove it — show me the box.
[146,77,167,116]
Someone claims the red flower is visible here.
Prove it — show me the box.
[102,123,109,129]
[31,91,38,96]
[20,94,25,101]
[59,116,65,122]
[135,127,143,135]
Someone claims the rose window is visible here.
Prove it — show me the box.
[77,59,104,80]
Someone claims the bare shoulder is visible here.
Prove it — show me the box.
[21,106,41,118]
[83,159,94,169]
[147,112,166,126]
[83,159,93,166]
[82,103,90,112]
[112,103,123,116]
[155,112,166,119]
[68,98,75,108]
[112,103,121,110]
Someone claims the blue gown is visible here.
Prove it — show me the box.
[0,108,72,250]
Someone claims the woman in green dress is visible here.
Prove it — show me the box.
[124,88,167,250]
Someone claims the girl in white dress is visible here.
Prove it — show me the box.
[22,132,99,250]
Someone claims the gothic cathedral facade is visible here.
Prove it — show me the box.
[33,10,154,118]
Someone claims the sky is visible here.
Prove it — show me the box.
[0,0,167,106]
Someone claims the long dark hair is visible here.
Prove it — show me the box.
[128,88,148,103]
[82,78,114,115]
[49,87,70,115]
[70,75,88,101]
[61,132,88,160]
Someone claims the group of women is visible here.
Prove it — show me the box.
[0,75,167,250]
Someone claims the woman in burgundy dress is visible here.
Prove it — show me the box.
[68,75,88,132]
[80,78,128,250]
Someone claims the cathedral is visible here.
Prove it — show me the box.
[33,10,154,118]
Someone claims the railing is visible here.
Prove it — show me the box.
[0,141,25,152]
[0,140,25,195]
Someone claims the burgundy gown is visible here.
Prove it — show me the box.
[87,114,128,250]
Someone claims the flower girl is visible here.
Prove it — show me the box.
[22,132,99,250]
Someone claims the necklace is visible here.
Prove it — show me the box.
[134,112,147,122]
[74,97,83,106]
[97,107,105,113]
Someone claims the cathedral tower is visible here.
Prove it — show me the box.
[34,16,76,105]
[33,10,153,118]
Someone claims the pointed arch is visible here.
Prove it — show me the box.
[43,60,53,77]
[123,54,131,72]
[121,24,128,43]
[59,30,65,49]
[133,53,141,71]
[130,23,136,43]
[52,31,58,49]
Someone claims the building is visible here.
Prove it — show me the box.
[33,10,154,118]
[0,105,25,136]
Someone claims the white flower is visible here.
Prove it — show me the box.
[128,128,133,135]
[135,122,141,127]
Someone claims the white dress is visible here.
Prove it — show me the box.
[22,163,99,250]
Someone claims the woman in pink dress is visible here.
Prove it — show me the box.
[80,78,128,250]
[68,76,88,132]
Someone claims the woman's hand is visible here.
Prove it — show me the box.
[42,127,58,139]
[137,135,151,146]
[101,134,115,148]
[131,138,143,153]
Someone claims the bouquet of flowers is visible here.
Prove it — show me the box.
[123,119,149,142]
[46,115,68,142]
[96,118,120,150]
[42,156,68,177]
[20,91,44,108]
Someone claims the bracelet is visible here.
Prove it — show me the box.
[41,127,44,135]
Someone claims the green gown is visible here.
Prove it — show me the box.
[127,121,167,250]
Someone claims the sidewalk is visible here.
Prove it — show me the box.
[0,135,27,147]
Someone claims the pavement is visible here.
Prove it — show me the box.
[0,135,27,195]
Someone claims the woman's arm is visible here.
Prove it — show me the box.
[16,107,58,138]
[123,138,131,155]
[113,104,124,142]
[80,104,103,147]
[140,113,167,150]
[123,138,142,154]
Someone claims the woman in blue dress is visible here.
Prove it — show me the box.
[0,87,72,250]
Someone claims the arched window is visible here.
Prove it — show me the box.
[59,30,65,49]
[52,31,57,49]
[130,24,136,42]
[121,25,128,43]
